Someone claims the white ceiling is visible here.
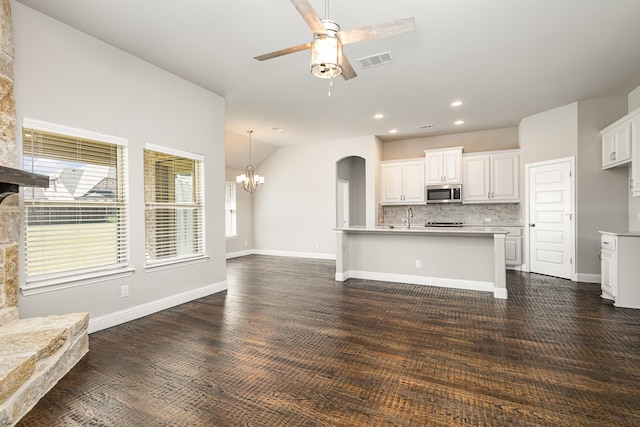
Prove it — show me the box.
[14,0,640,169]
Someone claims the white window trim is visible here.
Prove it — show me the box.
[143,143,207,267]
[144,143,204,162]
[20,267,135,296]
[23,118,128,146]
[20,118,131,292]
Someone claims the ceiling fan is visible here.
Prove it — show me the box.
[254,0,415,81]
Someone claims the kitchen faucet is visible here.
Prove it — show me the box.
[405,207,413,228]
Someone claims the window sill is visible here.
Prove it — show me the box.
[144,255,210,273]
[21,267,136,296]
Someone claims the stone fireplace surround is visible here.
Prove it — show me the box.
[0,1,88,425]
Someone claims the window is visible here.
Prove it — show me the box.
[144,144,204,265]
[225,182,237,237]
[22,119,129,285]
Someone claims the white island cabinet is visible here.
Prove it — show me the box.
[599,231,640,309]
[335,226,508,299]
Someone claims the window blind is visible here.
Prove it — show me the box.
[22,121,129,283]
[144,145,205,264]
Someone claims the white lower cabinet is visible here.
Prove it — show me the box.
[599,232,640,309]
[503,227,522,268]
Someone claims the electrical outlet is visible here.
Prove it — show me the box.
[484,218,492,223]
[416,260,422,268]
[637,213,640,223]
[315,242,320,248]
[244,240,248,246]
[120,285,129,298]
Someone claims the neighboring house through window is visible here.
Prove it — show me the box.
[144,144,205,265]
[22,119,129,288]
[225,182,236,238]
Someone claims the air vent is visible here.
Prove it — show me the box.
[357,51,394,69]
[417,124,434,129]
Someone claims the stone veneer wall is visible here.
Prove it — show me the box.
[0,0,19,313]
[382,203,522,226]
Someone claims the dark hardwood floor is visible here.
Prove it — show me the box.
[18,255,640,426]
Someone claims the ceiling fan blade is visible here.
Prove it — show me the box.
[254,42,312,61]
[341,54,357,81]
[338,17,415,45]
[291,0,327,35]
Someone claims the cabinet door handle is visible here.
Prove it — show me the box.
[598,252,602,261]
[529,224,536,227]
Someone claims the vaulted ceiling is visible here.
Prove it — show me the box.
[14,0,640,169]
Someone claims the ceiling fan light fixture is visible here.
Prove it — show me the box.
[310,21,343,79]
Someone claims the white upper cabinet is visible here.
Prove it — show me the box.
[630,111,640,197]
[381,159,425,204]
[462,150,519,203]
[424,147,463,184]
[602,115,633,169]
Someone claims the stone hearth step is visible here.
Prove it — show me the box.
[0,312,89,426]
[0,354,35,405]
[0,308,18,328]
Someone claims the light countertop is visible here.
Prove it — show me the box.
[599,230,640,237]
[335,225,510,236]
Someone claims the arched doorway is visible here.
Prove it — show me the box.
[336,156,366,227]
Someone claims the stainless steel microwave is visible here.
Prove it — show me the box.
[426,184,462,204]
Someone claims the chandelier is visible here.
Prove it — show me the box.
[236,130,264,193]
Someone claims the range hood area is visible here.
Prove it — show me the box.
[0,165,49,203]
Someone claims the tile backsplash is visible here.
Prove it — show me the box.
[382,203,521,226]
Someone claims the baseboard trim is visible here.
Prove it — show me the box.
[88,280,227,334]
[576,273,601,284]
[253,249,336,260]
[226,249,253,259]
[344,270,494,294]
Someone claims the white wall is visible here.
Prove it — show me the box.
[13,3,226,331]
[519,103,579,167]
[577,97,629,275]
[382,127,519,160]
[252,135,379,258]
[629,85,640,112]
[225,168,253,257]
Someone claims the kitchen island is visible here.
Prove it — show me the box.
[335,226,509,299]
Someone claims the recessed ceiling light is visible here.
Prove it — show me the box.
[454,120,464,125]
[374,113,384,119]
[389,129,398,134]
[270,127,283,132]
[451,101,463,107]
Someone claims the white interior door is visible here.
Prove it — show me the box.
[528,159,574,279]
